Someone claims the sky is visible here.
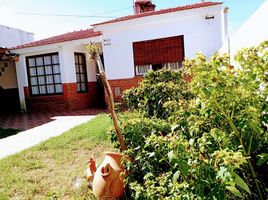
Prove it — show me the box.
[0,0,266,40]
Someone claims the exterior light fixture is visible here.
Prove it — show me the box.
[205,15,215,20]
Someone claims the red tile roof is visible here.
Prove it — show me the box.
[93,2,222,26]
[13,29,101,49]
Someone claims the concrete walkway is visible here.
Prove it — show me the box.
[0,115,95,159]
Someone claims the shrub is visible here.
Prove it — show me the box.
[110,112,171,152]
[123,69,192,119]
[112,41,268,199]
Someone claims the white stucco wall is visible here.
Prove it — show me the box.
[229,1,268,56]
[0,25,34,48]
[95,4,225,80]
[12,36,101,111]
[0,61,18,89]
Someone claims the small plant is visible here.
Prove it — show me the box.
[45,191,59,200]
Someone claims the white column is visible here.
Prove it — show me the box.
[15,55,28,112]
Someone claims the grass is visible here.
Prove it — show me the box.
[0,128,21,139]
[0,114,115,200]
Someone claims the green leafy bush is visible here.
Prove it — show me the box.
[123,69,192,119]
[112,41,268,199]
[110,112,171,152]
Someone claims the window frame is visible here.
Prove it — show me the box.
[26,52,63,96]
[74,52,88,93]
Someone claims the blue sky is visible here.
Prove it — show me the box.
[0,0,265,40]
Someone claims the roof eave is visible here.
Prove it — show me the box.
[12,33,102,51]
[92,2,223,27]
[12,35,102,53]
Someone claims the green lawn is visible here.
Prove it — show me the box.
[0,128,21,139]
[0,114,115,200]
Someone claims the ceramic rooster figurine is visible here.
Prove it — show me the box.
[86,158,96,181]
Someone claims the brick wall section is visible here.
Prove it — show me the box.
[23,75,191,111]
[107,76,143,102]
[24,82,97,112]
[106,74,191,103]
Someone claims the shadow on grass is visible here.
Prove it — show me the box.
[0,128,20,139]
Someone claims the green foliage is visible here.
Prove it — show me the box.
[113,41,268,199]
[123,69,192,119]
[110,112,171,152]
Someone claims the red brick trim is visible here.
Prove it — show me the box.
[107,76,143,102]
[107,74,191,103]
[23,82,97,112]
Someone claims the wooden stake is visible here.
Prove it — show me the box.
[89,45,127,151]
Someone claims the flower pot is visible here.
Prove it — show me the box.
[92,152,126,199]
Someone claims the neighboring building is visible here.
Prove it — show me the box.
[0,24,34,48]
[12,1,228,112]
[229,0,268,55]
[0,25,34,113]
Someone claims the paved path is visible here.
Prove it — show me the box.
[0,108,105,130]
[0,115,95,159]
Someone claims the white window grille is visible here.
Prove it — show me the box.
[163,62,182,70]
[135,64,152,75]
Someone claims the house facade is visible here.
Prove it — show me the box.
[93,1,227,101]
[12,1,228,112]
[229,0,268,56]
[13,30,102,112]
[0,25,34,113]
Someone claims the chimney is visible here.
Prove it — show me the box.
[134,0,156,14]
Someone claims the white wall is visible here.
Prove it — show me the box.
[0,61,18,89]
[0,25,34,48]
[70,44,101,82]
[230,1,268,56]
[12,37,100,111]
[95,4,224,80]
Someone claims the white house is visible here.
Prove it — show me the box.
[93,1,228,101]
[229,0,268,55]
[13,29,102,112]
[12,1,228,112]
[0,25,34,113]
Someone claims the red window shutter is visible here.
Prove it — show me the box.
[133,35,184,66]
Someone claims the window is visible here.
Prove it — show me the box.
[26,53,63,96]
[162,62,183,70]
[135,64,152,76]
[135,62,183,76]
[74,53,88,92]
[133,35,184,75]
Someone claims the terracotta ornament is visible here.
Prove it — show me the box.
[87,152,126,199]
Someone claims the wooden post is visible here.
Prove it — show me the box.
[88,45,127,151]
